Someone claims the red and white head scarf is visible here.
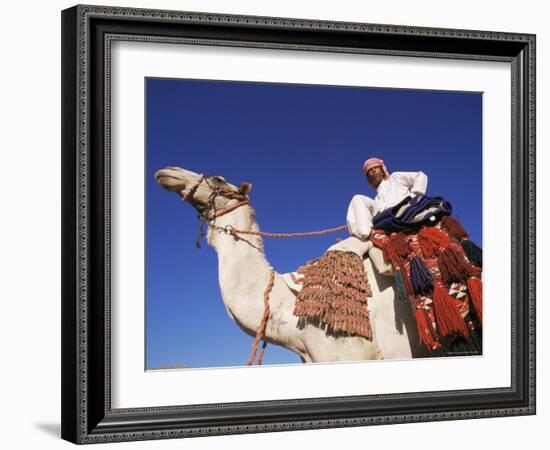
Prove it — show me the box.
[363,158,390,179]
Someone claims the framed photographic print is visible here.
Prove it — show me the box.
[61,4,536,444]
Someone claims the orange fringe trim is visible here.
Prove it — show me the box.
[293,251,373,339]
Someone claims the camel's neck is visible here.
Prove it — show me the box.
[206,202,266,261]
[206,203,275,337]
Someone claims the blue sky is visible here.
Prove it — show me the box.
[146,78,482,369]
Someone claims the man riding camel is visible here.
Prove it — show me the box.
[346,157,428,240]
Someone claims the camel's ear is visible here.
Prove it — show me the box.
[239,182,253,195]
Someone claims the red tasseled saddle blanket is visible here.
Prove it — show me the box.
[369,216,482,353]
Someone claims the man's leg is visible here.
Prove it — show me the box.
[346,195,377,241]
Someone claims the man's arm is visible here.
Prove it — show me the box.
[393,171,428,196]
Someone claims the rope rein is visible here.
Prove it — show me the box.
[224,224,348,238]
[185,176,347,365]
[245,269,275,365]
[187,176,347,241]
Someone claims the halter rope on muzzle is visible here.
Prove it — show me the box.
[180,175,250,248]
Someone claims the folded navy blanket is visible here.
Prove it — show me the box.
[372,195,452,233]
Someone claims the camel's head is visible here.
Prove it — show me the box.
[154,166,253,216]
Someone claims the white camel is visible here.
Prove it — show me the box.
[155,166,420,363]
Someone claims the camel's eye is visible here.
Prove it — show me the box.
[211,176,226,184]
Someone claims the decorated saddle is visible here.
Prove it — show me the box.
[287,201,483,356]
[370,215,483,355]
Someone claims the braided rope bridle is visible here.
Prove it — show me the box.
[181,175,251,248]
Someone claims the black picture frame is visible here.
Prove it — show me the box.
[61,4,536,444]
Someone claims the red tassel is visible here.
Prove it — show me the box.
[467,277,483,322]
[415,307,440,350]
[418,227,450,258]
[438,246,479,285]
[389,232,410,259]
[441,216,469,241]
[381,239,404,269]
[432,284,469,337]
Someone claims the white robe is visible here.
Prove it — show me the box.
[346,171,428,240]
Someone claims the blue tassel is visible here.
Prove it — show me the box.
[462,239,482,268]
[410,256,434,295]
[394,270,409,303]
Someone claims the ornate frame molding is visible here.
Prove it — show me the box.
[62,5,535,444]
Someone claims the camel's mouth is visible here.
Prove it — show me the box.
[154,168,187,192]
